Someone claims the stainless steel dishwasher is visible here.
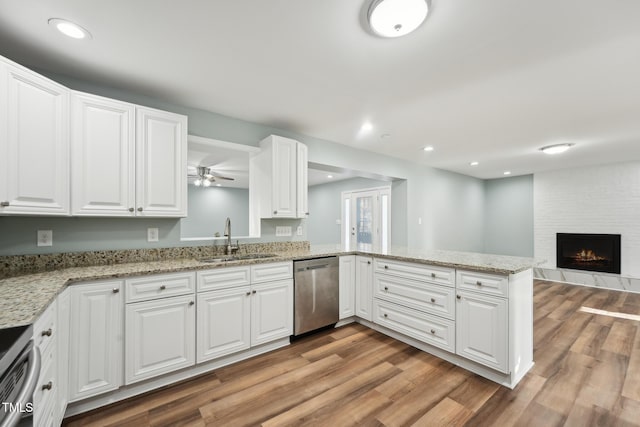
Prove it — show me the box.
[293,257,339,336]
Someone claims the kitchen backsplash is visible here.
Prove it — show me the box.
[0,241,310,279]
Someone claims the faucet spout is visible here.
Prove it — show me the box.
[223,217,237,255]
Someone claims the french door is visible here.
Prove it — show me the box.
[342,187,391,252]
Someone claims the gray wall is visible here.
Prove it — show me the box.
[0,63,489,256]
[483,175,534,257]
[307,177,394,246]
[181,186,249,239]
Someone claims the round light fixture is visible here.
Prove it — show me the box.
[216,184,222,187]
[48,18,92,39]
[503,171,512,176]
[327,175,334,179]
[423,146,434,152]
[361,122,373,132]
[470,161,479,166]
[193,179,202,187]
[368,0,429,38]
[540,143,574,155]
[202,179,211,187]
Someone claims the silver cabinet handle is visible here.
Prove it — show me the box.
[112,288,120,293]
[42,381,53,391]
[41,329,52,337]
[476,281,482,286]
[137,207,143,212]
[456,294,461,299]
[252,290,257,294]
[430,298,436,303]
[160,285,166,290]
[246,291,251,296]
[189,301,195,306]
[0,201,9,207]
[430,329,436,334]
[129,207,134,212]
[431,272,436,278]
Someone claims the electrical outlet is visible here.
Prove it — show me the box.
[147,227,159,242]
[335,219,341,225]
[275,226,292,237]
[37,230,53,247]
[296,225,303,236]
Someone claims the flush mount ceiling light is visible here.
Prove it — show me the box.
[540,143,574,155]
[368,0,429,38]
[361,122,373,132]
[470,161,479,166]
[48,18,92,39]
[503,171,512,176]
[423,146,434,152]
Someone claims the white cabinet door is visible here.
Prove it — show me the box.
[339,256,356,319]
[456,291,508,373]
[197,287,251,363]
[270,136,297,218]
[0,59,69,215]
[68,281,123,402]
[251,279,293,346]
[355,256,373,321]
[296,141,308,218]
[125,294,196,384]
[71,92,135,216]
[135,106,187,217]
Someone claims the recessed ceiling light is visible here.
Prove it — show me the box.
[503,171,512,176]
[540,143,574,155]
[423,146,434,152]
[216,184,222,187]
[327,175,334,179]
[368,0,429,38]
[361,122,373,132]
[48,18,92,39]
[470,161,479,166]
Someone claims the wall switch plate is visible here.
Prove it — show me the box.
[335,219,341,225]
[418,217,422,225]
[37,230,53,247]
[276,226,292,237]
[147,227,159,242]
[296,225,303,236]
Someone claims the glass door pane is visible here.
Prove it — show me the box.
[352,191,377,251]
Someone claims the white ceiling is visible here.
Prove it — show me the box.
[1,0,639,179]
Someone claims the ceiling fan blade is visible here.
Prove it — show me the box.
[209,175,235,181]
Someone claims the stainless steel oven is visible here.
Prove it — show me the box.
[0,325,40,427]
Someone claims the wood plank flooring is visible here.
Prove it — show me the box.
[64,280,640,426]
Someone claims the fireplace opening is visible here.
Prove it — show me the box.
[556,233,621,274]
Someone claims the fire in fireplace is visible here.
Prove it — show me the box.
[556,233,621,274]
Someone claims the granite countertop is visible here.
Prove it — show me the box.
[0,246,539,329]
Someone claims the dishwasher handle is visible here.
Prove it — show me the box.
[304,264,330,271]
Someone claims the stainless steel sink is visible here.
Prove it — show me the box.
[199,253,279,263]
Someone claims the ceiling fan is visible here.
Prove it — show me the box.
[188,166,235,187]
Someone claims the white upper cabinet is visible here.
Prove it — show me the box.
[251,135,308,219]
[71,93,187,217]
[72,92,135,215]
[135,106,187,217]
[0,57,70,215]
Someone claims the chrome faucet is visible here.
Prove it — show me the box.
[223,217,239,255]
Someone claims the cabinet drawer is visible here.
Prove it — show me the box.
[373,258,454,287]
[34,302,56,358]
[457,270,508,298]
[198,266,251,291]
[374,274,455,320]
[33,350,57,419]
[373,300,455,353]
[126,272,195,303]
[251,261,293,283]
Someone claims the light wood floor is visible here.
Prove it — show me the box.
[64,280,640,426]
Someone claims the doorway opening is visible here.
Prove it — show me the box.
[342,187,391,252]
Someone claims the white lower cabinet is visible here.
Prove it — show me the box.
[455,290,508,373]
[68,280,123,402]
[338,255,356,319]
[197,286,251,363]
[355,256,373,321]
[251,279,293,346]
[55,287,71,426]
[125,294,196,384]
[32,301,58,426]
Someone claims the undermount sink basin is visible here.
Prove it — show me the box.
[199,253,279,263]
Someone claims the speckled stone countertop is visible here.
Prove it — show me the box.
[0,244,539,329]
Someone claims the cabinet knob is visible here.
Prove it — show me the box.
[384,286,388,291]
[476,281,482,286]
[430,329,436,334]
[431,273,436,278]
[41,328,52,337]
[129,207,134,212]
[384,265,389,270]
[305,212,309,215]
[273,210,278,215]
[456,294,461,300]
[137,207,143,212]
[160,285,166,290]
[367,260,371,265]
[383,313,388,318]
[189,301,195,306]
[430,298,436,303]
[252,290,257,294]
[42,381,53,391]
[246,291,251,296]
[0,201,9,207]
[112,288,120,293]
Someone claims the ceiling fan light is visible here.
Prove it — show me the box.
[368,0,429,38]
[194,179,202,187]
[203,179,211,187]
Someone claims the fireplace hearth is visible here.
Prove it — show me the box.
[556,233,621,274]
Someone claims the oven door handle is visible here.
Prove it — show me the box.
[1,341,40,427]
